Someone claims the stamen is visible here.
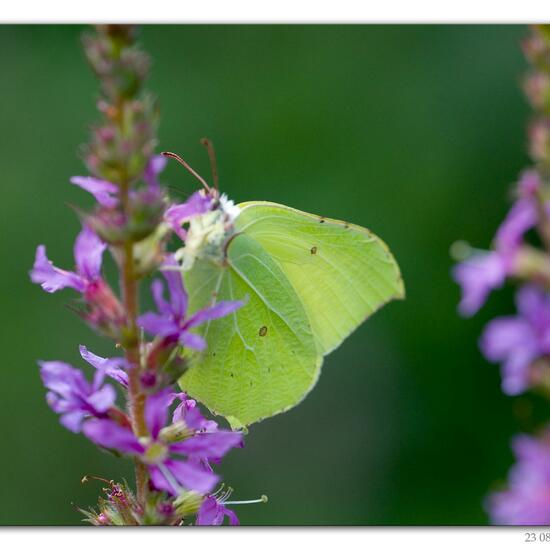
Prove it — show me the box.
[217,486,234,503]
[224,495,268,505]
[211,483,226,498]
[81,474,112,485]
[162,151,212,193]
[449,240,473,261]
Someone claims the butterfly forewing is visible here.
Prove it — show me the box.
[235,201,405,355]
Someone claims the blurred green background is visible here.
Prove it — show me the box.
[0,25,537,525]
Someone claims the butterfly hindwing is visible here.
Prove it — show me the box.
[181,233,320,428]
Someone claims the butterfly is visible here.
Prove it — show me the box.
[163,148,404,429]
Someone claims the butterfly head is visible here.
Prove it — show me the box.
[162,148,240,271]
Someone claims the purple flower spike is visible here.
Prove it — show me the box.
[71,176,119,208]
[480,285,550,395]
[30,225,106,295]
[82,389,242,497]
[164,191,213,240]
[196,496,239,526]
[452,251,509,317]
[138,256,244,351]
[488,431,550,525]
[39,358,116,433]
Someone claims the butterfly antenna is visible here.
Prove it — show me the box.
[200,137,219,191]
[161,151,212,193]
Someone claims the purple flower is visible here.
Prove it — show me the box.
[488,431,550,525]
[138,256,243,351]
[30,225,106,294]
[39,355,117,433]
[480,285,550,395]
[452,251,509,317]
[83,389,242,496]
[30,226,125,333]
[453,171,546,317]
[164,191,213,240]
[196,496,239,526]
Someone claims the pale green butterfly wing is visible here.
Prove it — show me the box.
[180,200,403,428]
[235,201,405,355]
[181,233,320,429]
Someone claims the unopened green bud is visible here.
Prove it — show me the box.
[159,421,194,443]
[174,491,203,517]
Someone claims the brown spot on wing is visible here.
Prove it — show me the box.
[259,326,268,337]
[310,246,317,255]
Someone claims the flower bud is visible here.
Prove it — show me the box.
[529,119,550,163]
[524,72,550,112]
[83,278,126,338]
[513,245,550,287]
[159,421,194,444]
[174,491,203,517]
[82,25,150,103]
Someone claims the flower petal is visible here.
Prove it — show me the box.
[480,318,535,362]
[70,176,119,208]
[161,255,188,318]
[452,251,507,317]
[196,496,239,526]
[166,458,218,494]
[74,226,106,282]
[178,331,207,351]
[495,198,537,254]
[171,431,242,459]
[151,279,171,315]
[60,410,87,433]
[83,419,144,454]
[137,312,179,338]
[487,431,550,525]
[79,345,129,388]
[87,385,116,413]
[186,300,244,328]
[143,155,167,190]
[145,388,176,439]
[30,245,85,293]
[39,360,89,397]
[148,465,179,496]
[196,496,222,525]
[164,191,212,240]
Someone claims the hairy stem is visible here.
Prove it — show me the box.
[117,144,148,508]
